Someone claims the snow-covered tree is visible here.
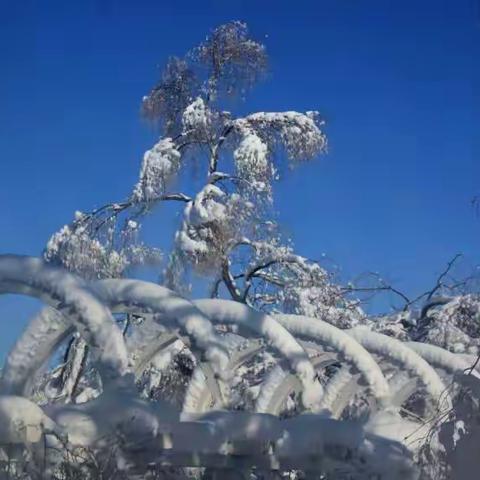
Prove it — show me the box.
[44,21,350,324]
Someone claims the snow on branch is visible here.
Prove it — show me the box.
[132,137,182,203]
[233,130,272,195]
[45,223,130,279]
[348,326,451,407]
[175,184,254,273]
[1,307,70,396]
[193,299,323,409]
[181,97,212,137]
[234,111,327,162]
[275,314,390,405]
[0,255,130,387]
[93,279,230,375]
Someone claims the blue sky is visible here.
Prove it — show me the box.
[0,0,479,360]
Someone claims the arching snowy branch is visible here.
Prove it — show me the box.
[275,314,390,404]
[93,279,230,373]
[192,299,323,409]
[348,326,451,406]
[0,255,129,387]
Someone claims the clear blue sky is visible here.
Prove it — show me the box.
[0,0,479,360]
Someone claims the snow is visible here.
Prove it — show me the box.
[55,335,88,402]
[1,307,71,396]
[0,395,56,443]
[193,299,323,409]
[365,408,428,453]
[405,341,478,376]
[45,385,179,447]
[315,366,355,416]
[127,319,181,375]
[132,137,181,202]
[276,415,417,479]
[275,314,391,405]
[234,111,327,161]
[0,257,471,478]
[414,294,480,354]
[45,224,128,279]
[93,279,230,374]
[233,131,271,193]
[2,278,230,398]
[348,326,451,406]
[255,364,302,414]
[175,184,254,272]
[0,255,130,388]
[182,97,211,134]
[182,365,212,414]
[242,241,360,328]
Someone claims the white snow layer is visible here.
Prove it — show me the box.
[193,299,324,409]
[348,326,450,406]
[275,314,391,404]
[1,307,72,396]
[0,255,129,386]
[93,279,230,373]
[132,137,181,202]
